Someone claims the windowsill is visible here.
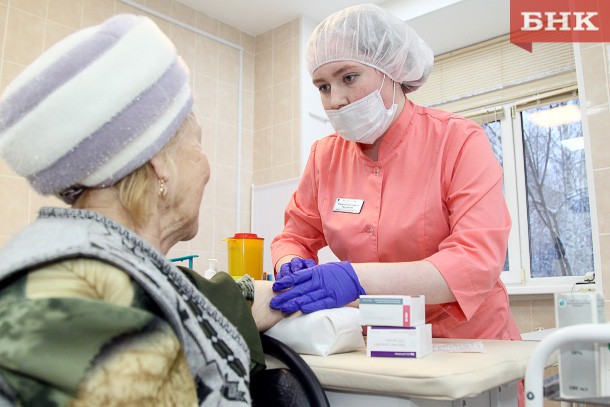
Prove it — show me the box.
[506,283,596,296]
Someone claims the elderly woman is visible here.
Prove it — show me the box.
[271,4,520,342]
[0,14,280,406]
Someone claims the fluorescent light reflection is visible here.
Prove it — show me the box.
[528,104,581,128]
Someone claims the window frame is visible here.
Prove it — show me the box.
[476,92,598,294]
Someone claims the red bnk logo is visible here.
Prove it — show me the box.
[510,0,610,52]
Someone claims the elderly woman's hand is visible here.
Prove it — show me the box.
[252,280,286,331]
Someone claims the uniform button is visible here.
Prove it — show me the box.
[366,226,374,235]
[373,167,380,175]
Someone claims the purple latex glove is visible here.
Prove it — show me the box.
[270,261,366,314]
[276,257,316,280]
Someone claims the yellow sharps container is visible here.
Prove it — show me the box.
[226,233,264,280]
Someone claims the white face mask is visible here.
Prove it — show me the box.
[325,75,397,145]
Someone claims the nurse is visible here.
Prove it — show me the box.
[269,3,521,341]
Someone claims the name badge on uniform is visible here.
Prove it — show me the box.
[333,198,364,214]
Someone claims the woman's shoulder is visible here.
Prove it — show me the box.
[310,133,352,158]
[414,103,479,129]
[411,102,488,145]
[26,258,136,305]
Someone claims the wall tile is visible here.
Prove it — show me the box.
[292,119,301,167]
[82,0,115,27]
[292,161,301,178]
[600,234,610,301]
[47,0,83,29]
[242,89,254,131]
[218,21,240,47]
[215,164,237,209]
[217,45,239,85]
[241,128,254,170]
[199,117,217,164]
[0,234,12,246]
[148,15,172,36]
[240,169,252,211]
[194,36,219,78]
[0,156,17,177]
[0,5,6,49]
[240,32,255,54]
[253,167,277,185]
[11,0,47,17]
[4,8,44,66]
[508,298,533,333]
[0,176,30,235]
[273,82,293,124]
[195,10,218,35]
[216,81,239,125]
[170,240,189,253]
[255,30,272,53]
[594,168,610,234]
[172,25,196,74]
[530,298,556,330]
[588,104,610,169]
[254,87,272,129]
[272,122,292,167]
[43,20,75,51]
[292,78,301,120]
[171,0,196,27]
[146,0,172,16]
[0,60,25,91]
[273,40,293,84]
[273,20,293,46]
[293,37,301,79]
[199,162,216,209]
[254,48,272,92]
[239,209,251,233]
[580,45,608,108]
[193,75,218,120]
[114,2,141,15]
[242,52,255,93]
[215,122,238,168]
[215,207,235,254]
[253,128,272,171]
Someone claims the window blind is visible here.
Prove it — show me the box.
[409,34,576,115]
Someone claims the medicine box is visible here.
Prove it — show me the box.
[359,295,425,327]
[366,324,432,358]
[554,292,605,398]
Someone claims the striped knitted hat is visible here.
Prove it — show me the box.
[0,14,193,203]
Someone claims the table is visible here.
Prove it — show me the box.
[297,338,552,406]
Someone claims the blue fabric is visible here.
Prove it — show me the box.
[270,261,365,314]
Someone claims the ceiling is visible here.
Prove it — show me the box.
[175,0,510,55]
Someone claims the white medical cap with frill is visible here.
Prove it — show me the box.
[306,3,434,93]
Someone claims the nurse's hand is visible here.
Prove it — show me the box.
[276,257,316,279]
[270,261,365,314]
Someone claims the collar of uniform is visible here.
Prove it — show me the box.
[372,98,418,161]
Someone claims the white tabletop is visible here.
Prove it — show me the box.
[299,338,548,400]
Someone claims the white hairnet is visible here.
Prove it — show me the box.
[307,3,434,93]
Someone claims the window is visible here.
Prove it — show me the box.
[475,94,594,290]
[409,36,595,292]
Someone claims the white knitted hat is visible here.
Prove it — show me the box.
[0,14,193,202]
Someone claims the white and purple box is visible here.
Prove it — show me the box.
[359,295,425,327]
[366,324,432,358]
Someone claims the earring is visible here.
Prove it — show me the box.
[158,178,167,198]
